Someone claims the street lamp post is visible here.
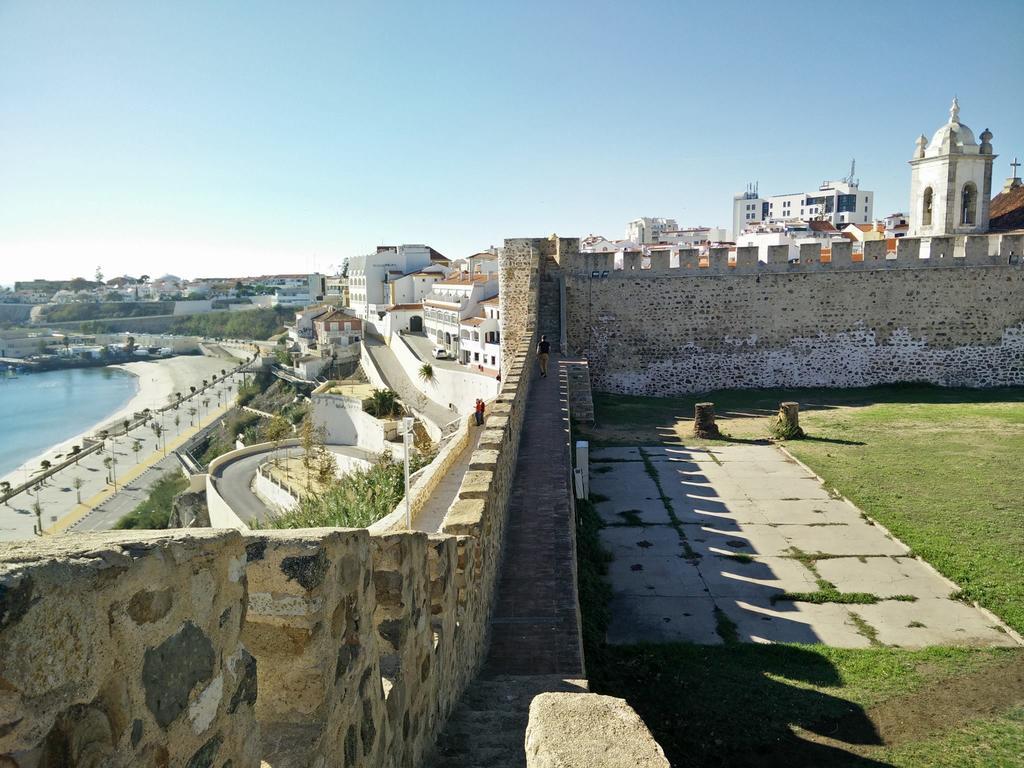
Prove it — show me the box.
[402,416,414,530]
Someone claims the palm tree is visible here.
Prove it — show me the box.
[131,439,143,464]
[174,414,181,434]
[31,499,43,536]
[202,397,210,420]
[103,456,118,490]
[122,418,130,436]
[71,445,81,463]
[1,481,11,505]
[72,476,85,504]
[153,424,165,455]
[39,460,52,483]
[418,363,435,384]
[188,407,197,427]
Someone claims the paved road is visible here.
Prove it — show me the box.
[363,336,455,431]
[211,451,276,525]
[71,455,182,532]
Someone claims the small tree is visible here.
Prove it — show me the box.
[264,415,292,469]
[131,439,143,464]
[1,481,11,505]
[122,418,130,436]
[39,460,52,483]
[32,498,44,536]
[174,414,181,434]
[418,363,435,384]
[188,407,197,426]
[71,445,81,463]
[73,476,85,504]
[153,424,165,455]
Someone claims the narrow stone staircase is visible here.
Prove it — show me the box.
[537,272,561,348]
[425,676,587,768]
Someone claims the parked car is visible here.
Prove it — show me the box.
[433,347,450,360]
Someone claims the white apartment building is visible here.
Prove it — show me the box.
[423,274,498,358]
[733,179,874,238]
[386,265,449,306]
[735,220,841,261]
[457,296,501,375]
[347,245,439,320]
[627,217,679,244]
[656,226,729,246]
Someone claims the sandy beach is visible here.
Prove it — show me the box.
[0,354,235,490]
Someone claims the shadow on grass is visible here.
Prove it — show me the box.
[589,643,893,768]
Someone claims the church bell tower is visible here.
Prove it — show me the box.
[908,98,996,236]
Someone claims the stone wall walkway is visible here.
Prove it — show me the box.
[483,355,583,676]
[426,356,585,767]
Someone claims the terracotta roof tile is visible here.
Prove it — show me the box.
[989,186,1024,232]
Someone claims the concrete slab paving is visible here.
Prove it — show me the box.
[594,442,1018,649]
[607,595,721,645]
[717,598,873,648]
[701,555,819,599]
[816,556,956,599]
[779,523,908,557]
[590,447,642,462]
[643,446,719,464]
[683,522,795,557]
[590,461,671,525]
[851,600,1018,648]
[607,555,707,598]
[600,524,683,558]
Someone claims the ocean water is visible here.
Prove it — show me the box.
[0,367,138,478]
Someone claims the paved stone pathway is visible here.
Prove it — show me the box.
[426,357,585,767]
[591,444,1018,648]
[413,426,482,533]
[483,357,583,676]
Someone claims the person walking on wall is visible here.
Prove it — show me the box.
[474,398,485,426]
[537,335,550,378]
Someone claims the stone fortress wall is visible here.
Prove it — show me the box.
[564,232,1024,395]
[0,245,544,767]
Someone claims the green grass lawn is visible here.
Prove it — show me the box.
[580,386,1024,766]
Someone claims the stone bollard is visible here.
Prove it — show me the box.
[693,402,721,439]
[771,401,805,440]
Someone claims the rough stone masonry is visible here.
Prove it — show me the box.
[564,236,1024,395]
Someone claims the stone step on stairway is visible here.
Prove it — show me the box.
[423,675,588,768]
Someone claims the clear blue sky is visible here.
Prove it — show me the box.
[1,0,1022,283]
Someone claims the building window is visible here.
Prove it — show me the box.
[961,182,977,225]
[922,187,933,226]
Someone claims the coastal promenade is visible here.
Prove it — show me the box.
[0,361,241,540]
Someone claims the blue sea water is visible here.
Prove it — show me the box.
[0,367,139,478]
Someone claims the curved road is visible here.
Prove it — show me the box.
[211,451,280,526]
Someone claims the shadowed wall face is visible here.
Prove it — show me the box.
[566,262,1024,395]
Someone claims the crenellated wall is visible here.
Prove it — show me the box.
[0,316,541,766]
[564,233,1024,395]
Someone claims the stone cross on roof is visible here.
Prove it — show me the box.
[1012,157,1021,180]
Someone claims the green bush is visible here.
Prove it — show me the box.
[114,472,189,529]
[261,452,432,529]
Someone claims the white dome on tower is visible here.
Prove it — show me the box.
[926,97,979,155]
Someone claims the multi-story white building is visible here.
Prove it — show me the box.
[656,226,729,247]
[627,217,679,244]
[347,245,443,320]
[423,273,498,359]
[733,178,874,238]
[457,296,501,375]
[735,220,841,262]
